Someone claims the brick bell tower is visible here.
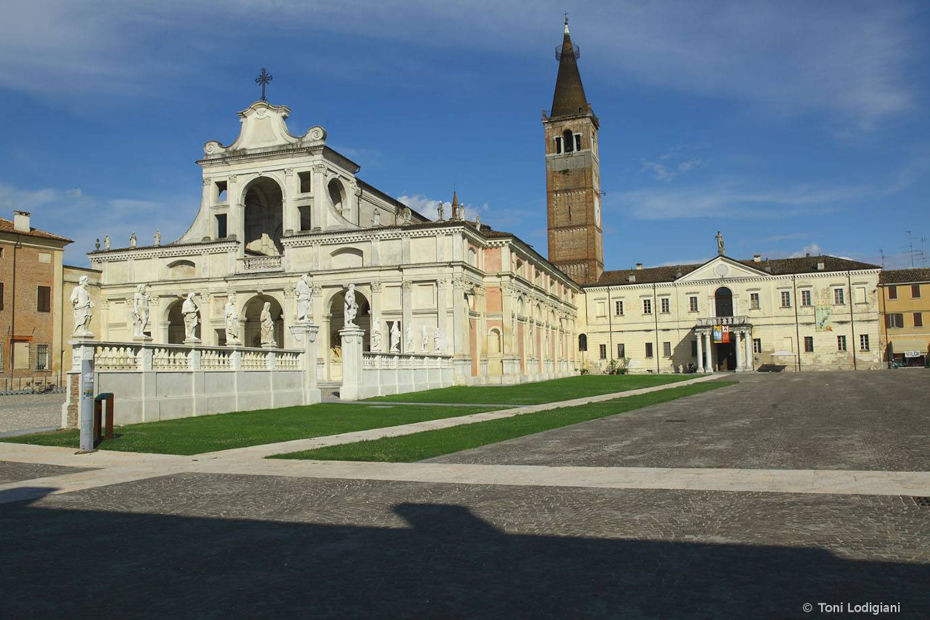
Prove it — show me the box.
[543,17,603,285]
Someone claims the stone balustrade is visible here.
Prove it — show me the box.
[238,254,283,273]
[695,315,750,328]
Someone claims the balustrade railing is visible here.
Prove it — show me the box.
[238,255,283,272]
[695,315,750,328]
[90,342,301,372]
[362,352,452,370]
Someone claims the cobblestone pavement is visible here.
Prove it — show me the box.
[0,461,89,484]
[2,473,928,618]
[430,371,930,471]
[0,393,64,434]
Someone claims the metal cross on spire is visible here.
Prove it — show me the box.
[255,68,273,102]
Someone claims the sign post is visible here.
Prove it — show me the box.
[73,341,96,452]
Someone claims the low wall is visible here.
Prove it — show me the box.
[356,353,454,399]
[63,342,305,427]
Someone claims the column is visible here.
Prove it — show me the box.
[283,169,299,235]
[339,325,365,400]
[227,175,244,255]
[311,164,326,230]
[735,329,744,372]
[744,329,754,371]
[704,331,714,372]
[696,330,705,373]
[290,323,322,405]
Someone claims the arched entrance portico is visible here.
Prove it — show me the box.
[243,177,283,256]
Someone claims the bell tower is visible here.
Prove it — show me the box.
[543,18,603,285]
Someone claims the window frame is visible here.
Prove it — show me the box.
[662,341,672,358]
[749,292,760,311]
[837,335,847,352]
[888,285,897,300]
[689,296,699,313]
[599,344,607,360]
[36,285,51,313]
[800,289,812,307]
[645,342,654,358]
[660,297,670,314]
[833,287,845,306]
[859,334,870,351]
[803,336,814,353]
[912,284,921,299]
[915,312,924,328]
[35,344,49,371]
[642,298,652,315]
[617,343,625,359]
[752,338,762,354]
[614,300,624,316]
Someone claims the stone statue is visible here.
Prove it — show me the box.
[295,274,313,323]
[437,202,445,220]
[95,238,100,251]
[131,283,150,339]
[475,215,481,230]
[405,324,414,352]
[154,230,161,246]
[372,210,381,227]
[371,318,383,352]
[344,283,358,327]
[224,292,240,345]
[716,230,725,256]
[390,321,401,353]
[103,235,110,251]
[401,207,412,225]
[129,232,137,248]
[421,325,429,353]
[182,293,200,342]
[69,275,94,337]
[260,302,276,347]
[433,327,441,354]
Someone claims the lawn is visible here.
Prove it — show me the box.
[274,380,731,462]
[367,373,694,405]
[0,403,497,456]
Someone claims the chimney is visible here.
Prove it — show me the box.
[13,210,30,232]
[627,275,636,283]
[753,254,762,263]
[816,261,825,271]
[635,263,643,270]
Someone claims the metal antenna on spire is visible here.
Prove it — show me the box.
[255,68,273,102]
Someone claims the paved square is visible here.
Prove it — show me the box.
[429,371,930,470]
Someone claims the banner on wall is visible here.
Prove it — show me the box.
[713,325,731,343]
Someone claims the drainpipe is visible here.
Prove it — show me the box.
[847,270,857,370]
[792,274,801,372]
[653,283,660,374]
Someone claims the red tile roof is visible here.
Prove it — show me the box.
[0,218,72,243]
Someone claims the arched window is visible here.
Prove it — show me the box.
[578,333,588,352]
[715,287,733,317]
[563,129,574,153]
[488,328,502,355]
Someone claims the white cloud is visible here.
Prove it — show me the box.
[0,1,918,126]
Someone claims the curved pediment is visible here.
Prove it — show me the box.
[203,101,327,156]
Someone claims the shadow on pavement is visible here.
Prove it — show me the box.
[1,496,926,618]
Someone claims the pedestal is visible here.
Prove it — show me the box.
[290,323,322,405]
[338,325,365,400]
[70,339,96,452]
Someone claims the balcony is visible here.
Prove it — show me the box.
[695,315,750,328]
[238,255,283,273]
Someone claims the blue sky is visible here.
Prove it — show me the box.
[1,0,928,270]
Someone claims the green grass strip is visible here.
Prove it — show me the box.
[0,403,498,456]
[367,374,693,405]
[274,380,732,462]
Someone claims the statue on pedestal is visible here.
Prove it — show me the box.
[153,230,161,246]
[129,232,137,248]
[182,293,200,342]
[69,275,94,337]
[131,283,150,339]
[716,230,725,256]
[433,328,442,354]
[260,302,276,348]
[295,274,313,323]
[405,324,414,353]
[224,292,241,345]
[344,283,358,327]
[371,317,383,352]
[390,321,401,353]
[421,325,429,353]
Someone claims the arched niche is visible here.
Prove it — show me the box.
[488,328,502,355]
[328,288,371,352]
[165,298,195,344]
[167,260,196,279]
[243,177,284,256]
[330,247,363,269]
[328,178,347,217]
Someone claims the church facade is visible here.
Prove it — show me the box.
[88,101,581,387]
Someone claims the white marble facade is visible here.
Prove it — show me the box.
[90,101,580,386]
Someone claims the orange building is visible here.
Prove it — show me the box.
[878,268,930,367]
[0,211,72,390]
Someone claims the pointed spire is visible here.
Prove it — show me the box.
[550,18,591,119]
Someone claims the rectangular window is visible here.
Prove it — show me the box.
[36,344,49,371]
[837,335,847,352]
[645,342,654,358]
[913,284,921,299]
[885,313,904,328]
[215,214,227,239]
[599,344,607,360]
[750,292,759,310]
[689,296,698,312]
[888,285,897,299]
[804,336,814,353]
[660,297,670,313]
[752,338,761,354]
[214,181,227,202]
[780,291,791,308]
[13,342,29,369]
[855,286,867,304]
[800,290,812,307]
[859,334,870,351]
[614,300,624,316]
[833,288,845,305]
[662,341,671,357]
[574,134,582,151]
[642,299,652,314]
[915,312,924,328]
[0,281,4,310]
[554,136,562,154]
[37,286,51,313]
[299,206,311,231]
[298,171,312,193]
[617,343,625,359]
